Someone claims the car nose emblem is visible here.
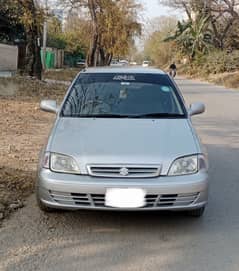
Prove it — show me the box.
[119,167,129,176]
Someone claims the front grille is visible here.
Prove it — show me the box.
[147,193,199,207]
[49,191,199,208]
[87,164,161,178]
[50,191,90,206]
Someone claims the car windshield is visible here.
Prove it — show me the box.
[61,73,186,118]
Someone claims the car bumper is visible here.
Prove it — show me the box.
[37,169,209,211]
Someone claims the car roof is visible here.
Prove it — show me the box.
[81,66,166,75]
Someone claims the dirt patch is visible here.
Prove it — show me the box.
[0,78,18,96]
[0,77,66,223]
[43,68,80,82]
[207,72,239,89]
[0,167,34,218]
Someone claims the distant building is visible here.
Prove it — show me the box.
[0,43,18,76]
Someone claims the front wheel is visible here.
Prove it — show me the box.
[187,206,205,217]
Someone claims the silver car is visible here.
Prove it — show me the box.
[36,67,208,217]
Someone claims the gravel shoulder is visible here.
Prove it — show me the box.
[0,77,66,221]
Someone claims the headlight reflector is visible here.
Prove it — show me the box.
[198,154,208,171]
[42,151,50,169]
[168,155,198,176]
[50,153,80,174]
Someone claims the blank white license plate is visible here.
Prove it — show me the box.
[105,188,146,208]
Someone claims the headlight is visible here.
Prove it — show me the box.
[50,153,80,174]
[168,155,198,176]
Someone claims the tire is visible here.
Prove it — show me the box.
[187,206,205,217]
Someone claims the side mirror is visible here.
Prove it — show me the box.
[189,102,205,116]
[40,100,58,113]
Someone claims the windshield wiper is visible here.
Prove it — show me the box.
[67,113,134,118]
[130,113,185,118]
[63,113,185,119]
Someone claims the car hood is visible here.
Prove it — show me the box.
[49,118,199,174]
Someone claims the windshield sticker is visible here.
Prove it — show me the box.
[119,89,128,99]
[161,86,171,92]
[113,75,135,81]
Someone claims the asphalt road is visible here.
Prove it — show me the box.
[1,77,239,271]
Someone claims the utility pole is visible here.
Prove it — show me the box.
[42,0,48,70]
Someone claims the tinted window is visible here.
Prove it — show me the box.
[61,73,186,118]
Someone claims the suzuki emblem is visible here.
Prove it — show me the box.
[119,167,129,176]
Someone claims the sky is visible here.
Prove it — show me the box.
[44,0,182,20]
[140,0,181,21]
[135,0,182,50]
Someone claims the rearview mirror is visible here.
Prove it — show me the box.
[189,102,205,116]
[40,100,58,113]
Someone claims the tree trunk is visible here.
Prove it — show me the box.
[99,48,106,66]
[105,53,113,66]
[87,0,99,67]
[87,31,98,66]
[23,0,42,79]
[99,49,113,66]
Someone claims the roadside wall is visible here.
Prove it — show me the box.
[0,44,18,71]
[55,49,64,68]
[41,47,64,69]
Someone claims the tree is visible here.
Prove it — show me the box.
[20,0,43,79]
[209,0,239,49]
[159,0,212,21]
[0,0,25,42]
[47,16,66,49]
[62,0,142,66]
[143,16,178,66]
[165,15,213,60]
[97,0,141,65]
[160,0,239,50]
[0,0,43,79]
